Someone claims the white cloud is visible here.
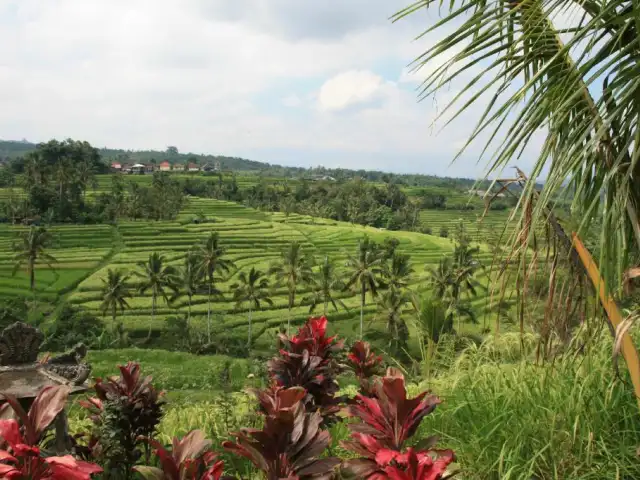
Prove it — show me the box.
[0,0,538,176]
[317,70,390,112]
[282,94,302,107]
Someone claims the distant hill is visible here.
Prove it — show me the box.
[0,139,270,172]
[0,138,528,192]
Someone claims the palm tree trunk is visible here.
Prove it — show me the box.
[248,307,253,347]
[112,305,117,331]
[29,258,35,292]
[148,292,156,340]
[207,283,212,344]
[187,294,192,328]
[324,298,328,316]
[360,283,366,339]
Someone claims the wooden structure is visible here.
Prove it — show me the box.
[0,322,92,452]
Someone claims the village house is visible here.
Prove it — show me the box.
[130,163,145,174]
[187,163,199,172]
[111,162,122,171]
[159,160,171,172]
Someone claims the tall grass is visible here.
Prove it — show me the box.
[417,331,640,479]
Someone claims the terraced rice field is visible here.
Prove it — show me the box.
[0,224,116,302]
[0,196,515,348]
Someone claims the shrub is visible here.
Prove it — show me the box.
[341,368,455,479]
[346,340,384,395]
[0,385,102,479]
[135,430,224,480]
[439,226,449,238]
[223,386,340,480]
[420,225,433,235]
[79,362,165,479]
[44,305,103,351]
[268,316,344,423]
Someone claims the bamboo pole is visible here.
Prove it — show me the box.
[572,233,640,410]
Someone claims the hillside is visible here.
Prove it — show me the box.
[0,138,499,188]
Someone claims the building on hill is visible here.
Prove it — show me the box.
[187,163,199,172]
[131,163,145,174]
[144,164,155,174]
[159,160,171,171]
[121,164,132,173]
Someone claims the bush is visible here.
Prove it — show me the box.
[439,226,449,238]
[420,225,433,235]
[78,362,165,479]
[44,305,103,352]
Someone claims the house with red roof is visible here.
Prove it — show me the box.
[159,160,172,171]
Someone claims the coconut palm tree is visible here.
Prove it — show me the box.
[383,252,414,292]
[427,257,479,331]
[375,289,411,353]
[170,252,207,328]
[12,226,57,296]
[414,295,452,344]
[302,256,348,316]
[426,257,455,301]
[344,236,385,339]
[135,253,178,339]
[195,232,235,343]
[99,269,131,330]
[269,241,314,333]
[230,267,273,346]
[393,0,640,288]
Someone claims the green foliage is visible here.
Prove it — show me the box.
[44,304,103,351]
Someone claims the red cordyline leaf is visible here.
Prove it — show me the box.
[268,317,344,423]
[135,430,224,480]
[0,387,102,479]
[1,386,70,446]
[341,369,455,479]
[223,386,340,480]
[347,341,384,380]
[347,368,440,450]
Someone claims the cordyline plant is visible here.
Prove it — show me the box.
[268,316,344,423]
[223,386,340,480]
[0,385,102,479]
[341,368,456,480]
[78,361,165,479]
[346,340,384,396]
[135,430,225,480]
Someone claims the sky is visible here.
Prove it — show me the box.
[0,0,541,177]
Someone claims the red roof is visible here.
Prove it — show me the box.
[111,162,121,168]
[159,161,171,167]
[187,163,199,169]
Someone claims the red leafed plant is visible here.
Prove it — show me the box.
[223,386,340,480]
[0,385,102,479]
[267,316,344,422]
[346,340,384,395]
[135,430,224,480]
[341,368,455,480]
[78,361,165,479]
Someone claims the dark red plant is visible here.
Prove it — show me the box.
[346,368,441,450]
[223,386,340,480]
[341,369,455,480]
[268,317,344,422]
[0,385,102,479]
[346,340,383,395]
[135,430,224,480]
[79,361,165,478]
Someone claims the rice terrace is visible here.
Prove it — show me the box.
[1,0,640,479]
